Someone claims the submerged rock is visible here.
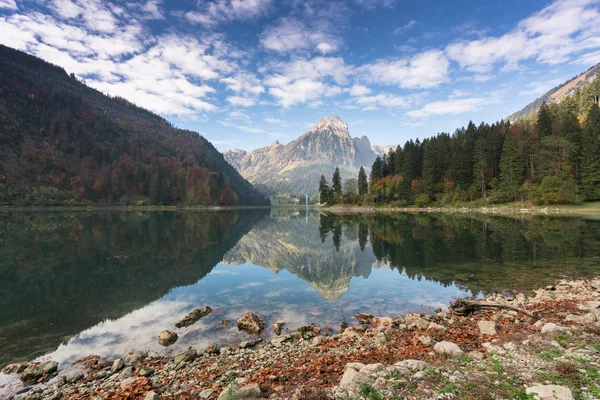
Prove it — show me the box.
[272,319,286,335]
[355,312,374,325]
[176,305,213,328]
[21,361,58,383]
[237,312,265,334]
[158,330,178,346]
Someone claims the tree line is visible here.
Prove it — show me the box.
[319,78,600,206]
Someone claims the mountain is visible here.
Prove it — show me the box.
[372,144,397,157]
[0,45,268,206]
[508,62,600,121]
[222,116,379,196]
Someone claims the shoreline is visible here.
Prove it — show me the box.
[3,277,600,399]
[326,203,600,216]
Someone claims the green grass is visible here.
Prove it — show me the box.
[536,347,562,361]
[357,383,384,400]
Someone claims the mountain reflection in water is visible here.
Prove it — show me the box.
[2,210,600,368]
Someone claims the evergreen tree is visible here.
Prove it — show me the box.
[319,175,331,205]
[149,168,165,205]
[536,101,553,139]
[498,131,525,202]
[581,104,600,200]
[370,157,382,187]
[332,167,342,203]
[358,167,368,195]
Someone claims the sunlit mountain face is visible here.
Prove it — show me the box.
[2,209,600,373]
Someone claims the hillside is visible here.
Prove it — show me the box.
[508,62,600,121]
[0,45,269,206]
[222,116,379,196]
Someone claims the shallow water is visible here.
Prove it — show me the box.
[1,209,600,369]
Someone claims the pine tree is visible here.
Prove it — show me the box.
[319,175,331,205]
[370,157,382,187]
[537,101,553,139]
[581,104,600,200]
[332,167,342,203]
[358,166,368,195]
[149,168,164,205]
[498,131,525,202]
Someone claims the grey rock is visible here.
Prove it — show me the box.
[198,389,215,399]
[478,320,497,335]
[433,341,463,355]
[139,368,154,377]
[21,361,59,383]
[525,385,574,400]
[218,382,263,400]
[174,349,198,364]
[144,391,161,400]
[123,350,145,366]
[111,358,124,373]
[541,323,567,334]
[394,360,429,371]
[158,330,178,346]
[176,305,213,328]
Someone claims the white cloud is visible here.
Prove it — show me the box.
[227,96,257,107]
[140,0,165,20]
[260,17,340,54]
[354,93,412,109]
[220,72,264,95]
[229,110,251,123]
[407,97,498,118]
[358,49,449,89]
[394,20,417,35]
[446,0,600,72]
[518,78,565,96]
[0,0,17,9]
[348,84,372,96]
[184,0,271,27]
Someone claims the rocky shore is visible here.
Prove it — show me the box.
[3,278,600,400]
[327,204,600,215]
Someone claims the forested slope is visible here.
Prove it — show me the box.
[0,45,269,206]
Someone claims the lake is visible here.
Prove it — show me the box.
[1,209,600,370]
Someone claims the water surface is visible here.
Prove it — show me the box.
[1,210,600,369]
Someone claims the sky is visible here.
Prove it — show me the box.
[2,0,600,151]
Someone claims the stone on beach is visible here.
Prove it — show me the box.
[21,361,58,383]
[434,341,463,355]
[272,319,286,335]
[478,320,497,335]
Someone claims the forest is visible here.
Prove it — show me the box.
[0,45,269,207]
[319,77,600,206]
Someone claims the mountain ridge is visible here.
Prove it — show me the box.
[0,45,268,206]
[223,115,380,196]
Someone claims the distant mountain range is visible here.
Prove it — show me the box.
[508,62,600,121]
[223,116,390,196]
[0,45,268,206]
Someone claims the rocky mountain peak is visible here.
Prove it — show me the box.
[310,115,350,137]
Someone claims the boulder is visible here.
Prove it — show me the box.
[340,327,361,341]
[218,382,263,400]
[2,362,28,374]
[525,385,574,400]
[541,323,567,334]
[478,320,497,335]
[433,341,463,355]
[272,320,286,336]
[111,358,124,373]
[237,312,265,334]
[174,349,198,364]
[158,330,178,346]
[21,361,59,383]
[176,306,213,328]
[240,338,263,349]
[394,359,429,371]
[123,350,145,366]
[145,391,161,400]
[355,312,374,325]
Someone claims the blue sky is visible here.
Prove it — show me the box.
[2,0,600,151]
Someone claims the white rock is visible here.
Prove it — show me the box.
[111,358,124,373]
[394,359,429,371]
[478,320,497,335]
[541,323,567,334]
[433,341,463,355]
[427,322,446,331]
[144,391,160,400]
[525,385,574,400]
[339,368,360,389]
[340,328,361,341]
[418,335,432,346]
